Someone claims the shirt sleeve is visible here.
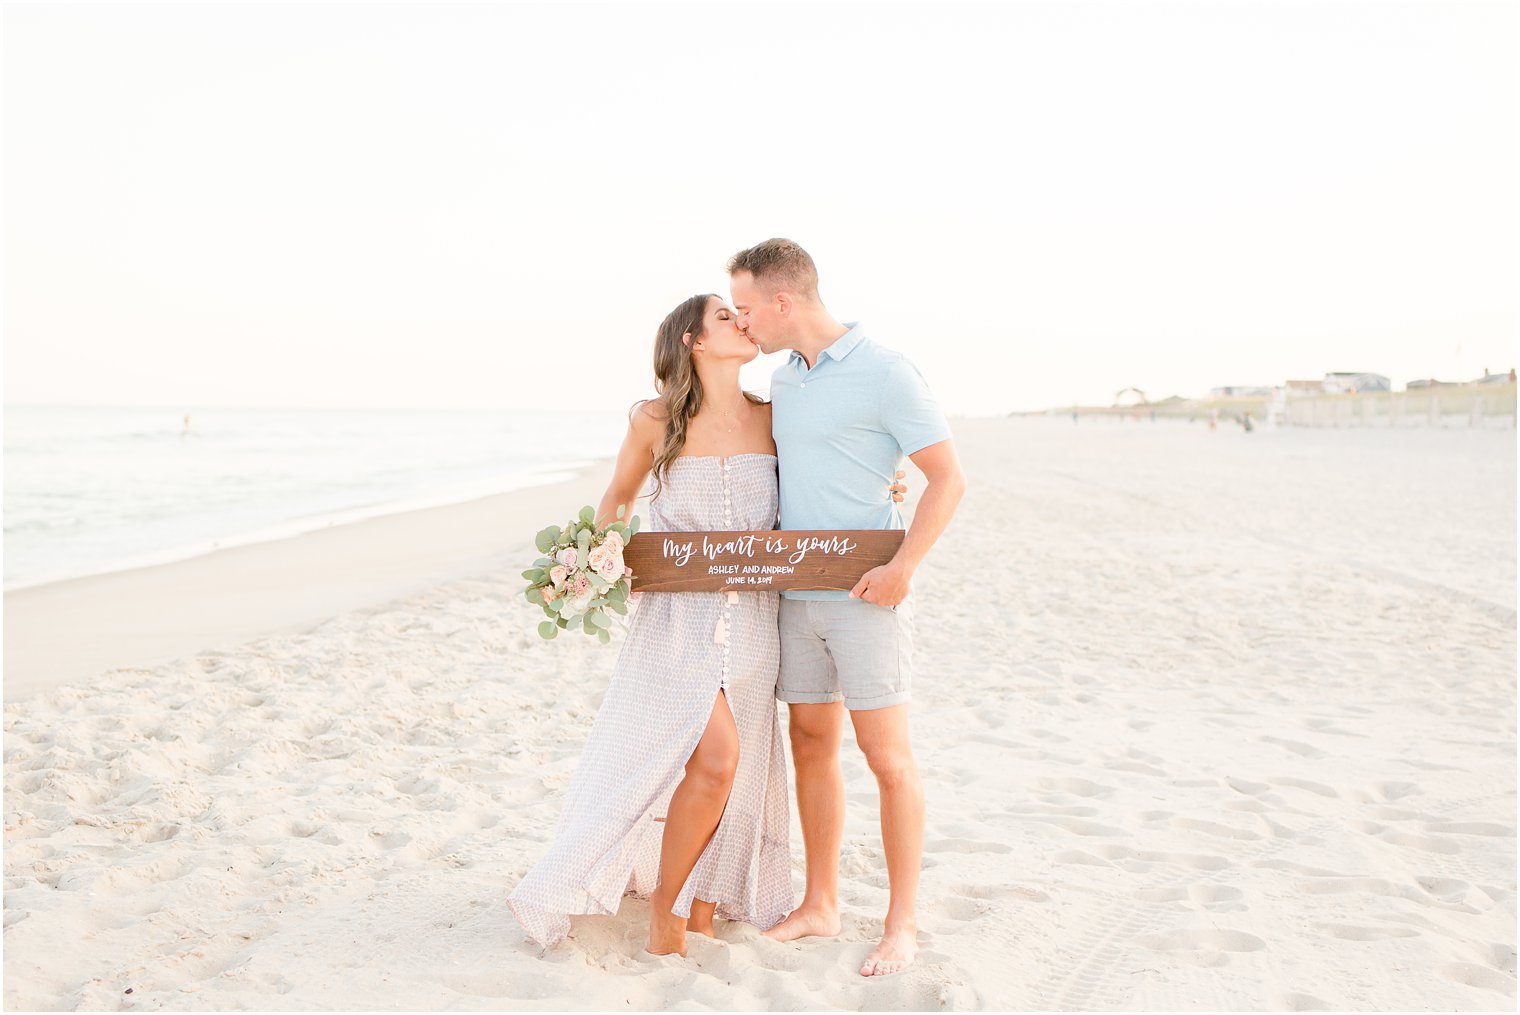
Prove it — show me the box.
[878,356,953,456]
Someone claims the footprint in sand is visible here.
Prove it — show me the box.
[1278,991,1334,1011]
[1134,884,1246,912]
[1315,923,1420,941]
[1440,962,1516,997]
[925,837,1013,855]
[1138,928,1267,953]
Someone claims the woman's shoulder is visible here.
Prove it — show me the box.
[629,398,669,431]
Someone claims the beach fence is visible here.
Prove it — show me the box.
[1280,383,1517,430]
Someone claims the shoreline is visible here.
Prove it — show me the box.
[2,458,613,702]
[2,464,602,595]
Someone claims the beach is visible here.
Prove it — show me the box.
[3,417,1514,1011]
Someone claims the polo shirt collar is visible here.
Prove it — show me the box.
[788,322,866,368]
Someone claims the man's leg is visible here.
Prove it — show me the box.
[762,700,846,941]
[850,703,922,976]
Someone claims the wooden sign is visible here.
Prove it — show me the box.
[623,530,905,593]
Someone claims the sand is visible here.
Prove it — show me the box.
[3,418,1515,1011]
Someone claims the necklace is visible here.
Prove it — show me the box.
[707,396,745,434]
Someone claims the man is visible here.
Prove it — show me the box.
[728,239,966,977]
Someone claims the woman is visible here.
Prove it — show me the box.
[507,294,904,955]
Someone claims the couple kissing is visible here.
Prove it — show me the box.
[508,238,966,978]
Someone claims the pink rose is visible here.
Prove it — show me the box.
[587,544,613,573]
[549,565,568,587]
[556,547,579,569]
[569,574,592,597]
[624,565,634,578]
[603,530,625,554]
[596,552,623,582]
[541,584,561,603]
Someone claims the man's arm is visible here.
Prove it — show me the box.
[849,439,966,607]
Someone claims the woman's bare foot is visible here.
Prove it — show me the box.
[762,905,842,943]
[860,922,918,977]
[646,897,689,956]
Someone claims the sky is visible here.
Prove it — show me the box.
[4,1,1516,415]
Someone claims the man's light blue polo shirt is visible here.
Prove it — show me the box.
[770,322,952,601]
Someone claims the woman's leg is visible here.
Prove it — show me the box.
[647,691,739,955]
[688,899,718,938]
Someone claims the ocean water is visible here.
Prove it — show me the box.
[3,405,628,591]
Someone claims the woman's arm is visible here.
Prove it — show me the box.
[595,401,664,527]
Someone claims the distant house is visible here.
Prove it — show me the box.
[1209,385,1271,398]
[1476,370,1516,385]
[1323,372,1390,393]
[1285,379,1328,396]
[1406,378,1459,390]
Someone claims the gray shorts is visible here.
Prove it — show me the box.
[777,596,914,711]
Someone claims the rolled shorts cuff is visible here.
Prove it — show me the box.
[775,688,844,705]
[842,690,911,711]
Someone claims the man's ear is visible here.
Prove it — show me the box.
[776,292,793,318]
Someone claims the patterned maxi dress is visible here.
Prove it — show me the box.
[507,453,793,948]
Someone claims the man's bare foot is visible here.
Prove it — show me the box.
[689,900,717,938]
[762,905,842,943]
[646,904,688,956]
[860,923,918,977]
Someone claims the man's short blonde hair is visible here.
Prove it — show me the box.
[726,238,820,300]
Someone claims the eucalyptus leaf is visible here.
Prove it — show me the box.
[526,587,544,605]
[579,505,595,525]
[597,628,611,645]
[616,504,626,519]
[609,601,628,616]
[538,621,557,640]
[627,515,641,536]
[587,611,609,629]
[564,613,583,631]
[577,528,591,557]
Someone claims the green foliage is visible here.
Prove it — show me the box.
[522,509,642,649]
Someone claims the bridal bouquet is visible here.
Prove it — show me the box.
[523,505,640,644]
